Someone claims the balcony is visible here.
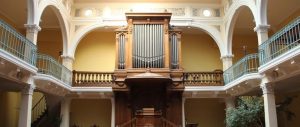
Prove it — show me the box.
[0,19,37,73]
[183,70,224,86]
[34,54,72,94]
[259,17,300,73]
[223,53,259,85]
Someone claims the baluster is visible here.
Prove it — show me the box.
[91,73,95,83]
[96,73,99,83]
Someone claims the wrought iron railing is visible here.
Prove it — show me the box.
[259,16,300,65]
[183,70,224,86]
[37,54,72,86]
[223,53,259,85]
[0,19,37,66]
[72,71,115,86]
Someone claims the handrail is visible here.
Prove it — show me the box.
[72,70,115,86]
[0,19,37,66]
[223,53,259,85]
[37,54,72,86]
[259,16,300,65]
[31,95,47,123]
[117,117,137,127]
[183,70,224,86]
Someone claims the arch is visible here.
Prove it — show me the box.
[190,22,225,57]
[70,23,225,58]
[225,0,258,56]
[70,24,113,58]
[36,0,69,56]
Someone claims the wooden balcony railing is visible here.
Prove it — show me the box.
[72,71,115,87]
[183,70,224,86]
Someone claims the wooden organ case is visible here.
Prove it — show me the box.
[114,12,183,127]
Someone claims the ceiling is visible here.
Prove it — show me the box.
[0,0,299,34]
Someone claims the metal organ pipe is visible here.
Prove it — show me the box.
[118,34,125,69]
[132,24,164,68]
[170,34,178,69]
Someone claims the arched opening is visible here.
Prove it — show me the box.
[73,27,116,72]
[71,27,115,126]
[231,7,258,62]
[37,6,64,62]
[181,27,222,71]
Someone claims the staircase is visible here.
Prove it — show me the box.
[117,117,181,127]
[31,93,48,127]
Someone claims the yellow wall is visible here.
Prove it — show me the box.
[182,34,222,71]
[185,98,226,127]
[73,31,116,71]
[0,92,21,127]
[232,34,258,63]
[70,99,112,127]
[37,29,63,62]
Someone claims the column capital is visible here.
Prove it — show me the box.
[24,24,41,33]
[261,83,274,94]
[61,55,75,62]
[254,24,270,33]
[21,85,35,95]
[61,55,75,70]
[220,55,234,60]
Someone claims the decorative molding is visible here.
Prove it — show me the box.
[22,85,35,95]
[260,84,274,94]
[24,24,41,33]
[220,54,234,60]
[254,24,270,32]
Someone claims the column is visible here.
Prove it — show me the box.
[60,98,71,127]
[111,97,115,127]
[24,24,41,45]
[182,97,186,127]
[225,97,236,109]
[261,83,278,127]
[221,55,234,70]
[254,24,270,45]
[18,85,35,127]
[61,56,74,70]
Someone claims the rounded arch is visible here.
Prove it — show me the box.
[225,0,258,56]
[36,0,69,56]
[190,23,225,57]
[70,24,110,58]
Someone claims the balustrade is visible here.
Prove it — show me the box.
[72,71,115,86]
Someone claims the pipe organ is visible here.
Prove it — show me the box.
[116,12,182,70]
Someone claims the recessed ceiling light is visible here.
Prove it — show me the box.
[203,9,211,17]
[84,9,93,17]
